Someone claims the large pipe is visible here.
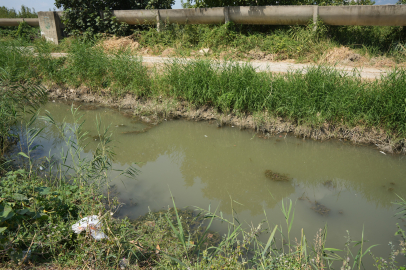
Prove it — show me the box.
[229,6,314,25]
[0,18,39,27]
[319,5,406,26]
[2,5,406,29]
[159,7,225,24]
[112,10,158,24]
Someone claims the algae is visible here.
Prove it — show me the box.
[265,170,291,182]
[311,201,331,216]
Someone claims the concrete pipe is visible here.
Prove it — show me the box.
[228,6,314,25]
[112,10,158,24]
[0,18,39,27]
[319,5,406,26]
[159,8,225,24]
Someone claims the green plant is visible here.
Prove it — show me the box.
[54,0,174,39]
[0,68,46,156]
[0,6,38,41]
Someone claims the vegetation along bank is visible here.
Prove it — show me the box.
[1,38,406,153]
[2,5,406,269]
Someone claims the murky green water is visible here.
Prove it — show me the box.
[32,101,406,266]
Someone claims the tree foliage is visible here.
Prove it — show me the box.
[54,0,174,38]
[0,5,37,18]
[0,6,39,41]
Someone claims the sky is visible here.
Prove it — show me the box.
[0,0,398,13]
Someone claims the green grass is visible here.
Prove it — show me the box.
[2,39,406,139]
[1,53,406,268]
[130,21,406,62]
[162,59,406,137]
[0,65,46,158]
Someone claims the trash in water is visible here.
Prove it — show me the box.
[380,151,386,155]
[72,215,108,240]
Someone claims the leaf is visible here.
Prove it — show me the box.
[0,227,6,234]
[262,225,278,260]
[12,193,28,201]
[35,187,51,195]
[324,248,343,252]
[17,209,30,215]
[362,244,379,257]
[18,152,29,159]
[0,204,14,220]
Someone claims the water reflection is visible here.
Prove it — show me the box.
[31,101,406,266]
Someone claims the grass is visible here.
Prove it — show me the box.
[0,66,46,159]
[162,59,406,137]
[123,21,406,63]
[2,38,406,140]
[2,5,406,63]
[1,61,406,269]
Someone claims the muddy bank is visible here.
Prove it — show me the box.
[46,85,406,154]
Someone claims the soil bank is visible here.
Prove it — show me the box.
[46,85,405,154]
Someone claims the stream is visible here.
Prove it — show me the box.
[27,101,406,267]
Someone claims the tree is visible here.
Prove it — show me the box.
[0,5,37,18]
[54,0,174,38]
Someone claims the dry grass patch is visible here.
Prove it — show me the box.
[98,36,140,53]
[318,46,366,66]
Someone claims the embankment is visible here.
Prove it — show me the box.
[47,85,404,154]
[2,40,406,153]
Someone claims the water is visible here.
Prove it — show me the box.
[31,101,406,266]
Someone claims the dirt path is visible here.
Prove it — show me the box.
[50,53,390,80]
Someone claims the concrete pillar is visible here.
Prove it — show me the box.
[38,11,63,44]
[156,10,163,32]
[313,5,319,31]
[224,6,230,24]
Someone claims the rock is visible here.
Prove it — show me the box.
[199,48,211,55]
[119,258,129,269]
[140,116,151,123]
[347,53,361,62]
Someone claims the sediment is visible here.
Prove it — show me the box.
[46,85,406,154]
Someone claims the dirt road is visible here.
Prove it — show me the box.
[50,53,390,79]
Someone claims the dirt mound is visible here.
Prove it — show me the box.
[161,48,176,57]
[99,37,140,53]
[246,49,274,61]
[319,47,365,65]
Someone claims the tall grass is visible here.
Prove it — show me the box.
[2,40,406,137]
[0,66,46,158]
[1,63,406,268]
[132,21,406,62]
[163,59,406,136]
[134,22,333,61]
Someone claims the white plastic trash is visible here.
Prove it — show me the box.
[72,215,108,240]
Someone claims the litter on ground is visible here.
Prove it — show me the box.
[72,215,108,240]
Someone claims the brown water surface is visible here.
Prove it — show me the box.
[33,101,406,266]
